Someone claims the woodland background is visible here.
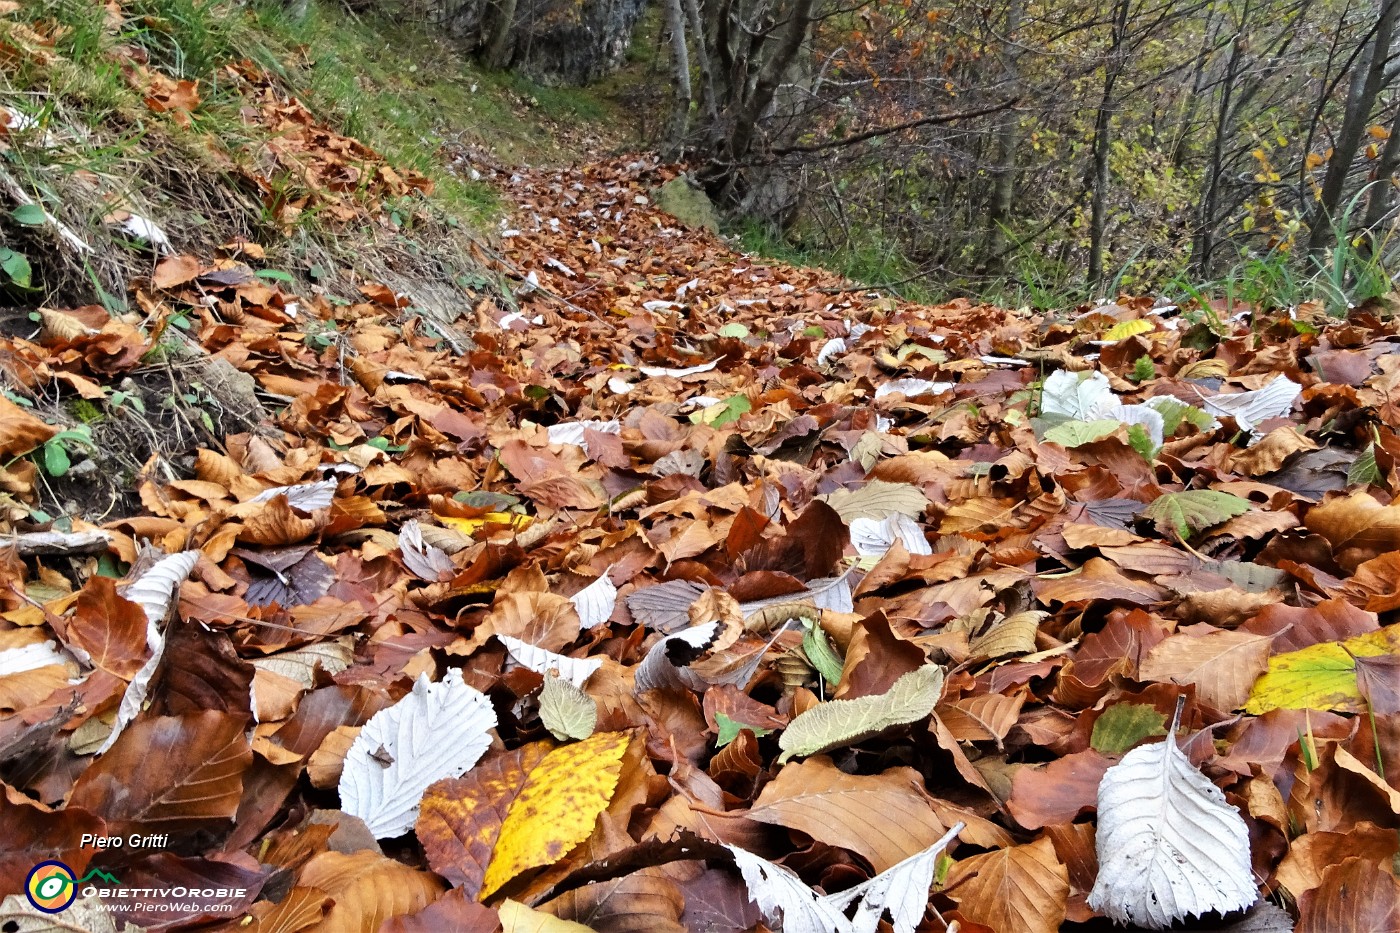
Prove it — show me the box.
[370,0,1400,305]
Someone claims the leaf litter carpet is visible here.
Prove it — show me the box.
[3,154,1400,932]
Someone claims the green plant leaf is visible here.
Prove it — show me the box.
[1145,397,1217,436]
[42,441,71,477]
[1142,490,1251,540]
[1043,419,1119,447]
[256,268,295,282]
[778,664,944,763]
[718,323,750,338]
[1091,703,1167,755]
[0,248,32,288]
[10,204,46,227]
[690,394,751,427]
[802,622,845,684]
[715,712,772,747]
[1348,443,1381,487]
[1126,424,1157,462]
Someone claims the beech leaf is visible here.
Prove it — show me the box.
[1142,490,1251,540]
[778,664,944,763]
[725,822,962,933]
[498,633,603,687]
[849,513,931,558]
[1244,624,1400,714]
[249,477,338,511]
[480,730,631,897]
[340,669,498,838]
[819,479,928,521]
[1198,375,1301,438]
[569,571,618,629]
[1088,699,1257,928]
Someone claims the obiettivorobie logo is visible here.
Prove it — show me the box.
[24,862,120,913]
[23,861,250,916]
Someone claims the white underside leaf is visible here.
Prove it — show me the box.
[0,640,71,676]
[120,550,200,643]
[398,520,456,582]
[249,478,338,511]
[570,571,618,629]
[816,338,846,365]
[1041,370,1116,420]
[726,823,962,933]
[497,633,603,687]
[1088,732,1258,928]
[98,550,201,754]
[875,378,957,400]
[1198,375,1301,440]
[850,513,932,558]
[96,633,164,755]
[545,419,622,448]
[340,669,498,838]
[633,621,720,692]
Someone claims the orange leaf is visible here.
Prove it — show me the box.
[746,756,953,872]
[947,836,1070,933]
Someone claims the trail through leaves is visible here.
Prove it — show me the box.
[1,133,1399,931]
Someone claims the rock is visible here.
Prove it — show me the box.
[653,177,722,233]
[446,0,646,86]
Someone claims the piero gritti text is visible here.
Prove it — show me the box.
[79,833,171,849]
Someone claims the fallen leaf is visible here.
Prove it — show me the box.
[340,670,498,838]
[481,731,632,897]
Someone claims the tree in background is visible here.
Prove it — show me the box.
[408,0,1400,298]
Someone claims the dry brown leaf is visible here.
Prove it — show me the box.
[946,836,1069,933]
[746,756,952,872]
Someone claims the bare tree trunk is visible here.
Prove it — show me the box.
[685,0,720,128]
[1306,0,1400,254]
[1359,103,1400,254]
[482,0,518,69]
[1088,0,1131,289]
[726,0,815,167]
[981,0,1024,275]
[1194,14,1246,277]
[1170,3,1224,167]
[664,0,694,155]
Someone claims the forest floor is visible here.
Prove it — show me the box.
[3,3,1400,932]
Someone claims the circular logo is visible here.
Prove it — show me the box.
[26,861,76,913]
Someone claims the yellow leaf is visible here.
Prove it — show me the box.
[439,512,532,536]
[1243,625,1400,714]
[480,731,631,898]
[1370,124,1391,140]
[1367,143,1380,160]
[1101,319,1153,341]
[499,898,596,932]
[1305,152,1324,170]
